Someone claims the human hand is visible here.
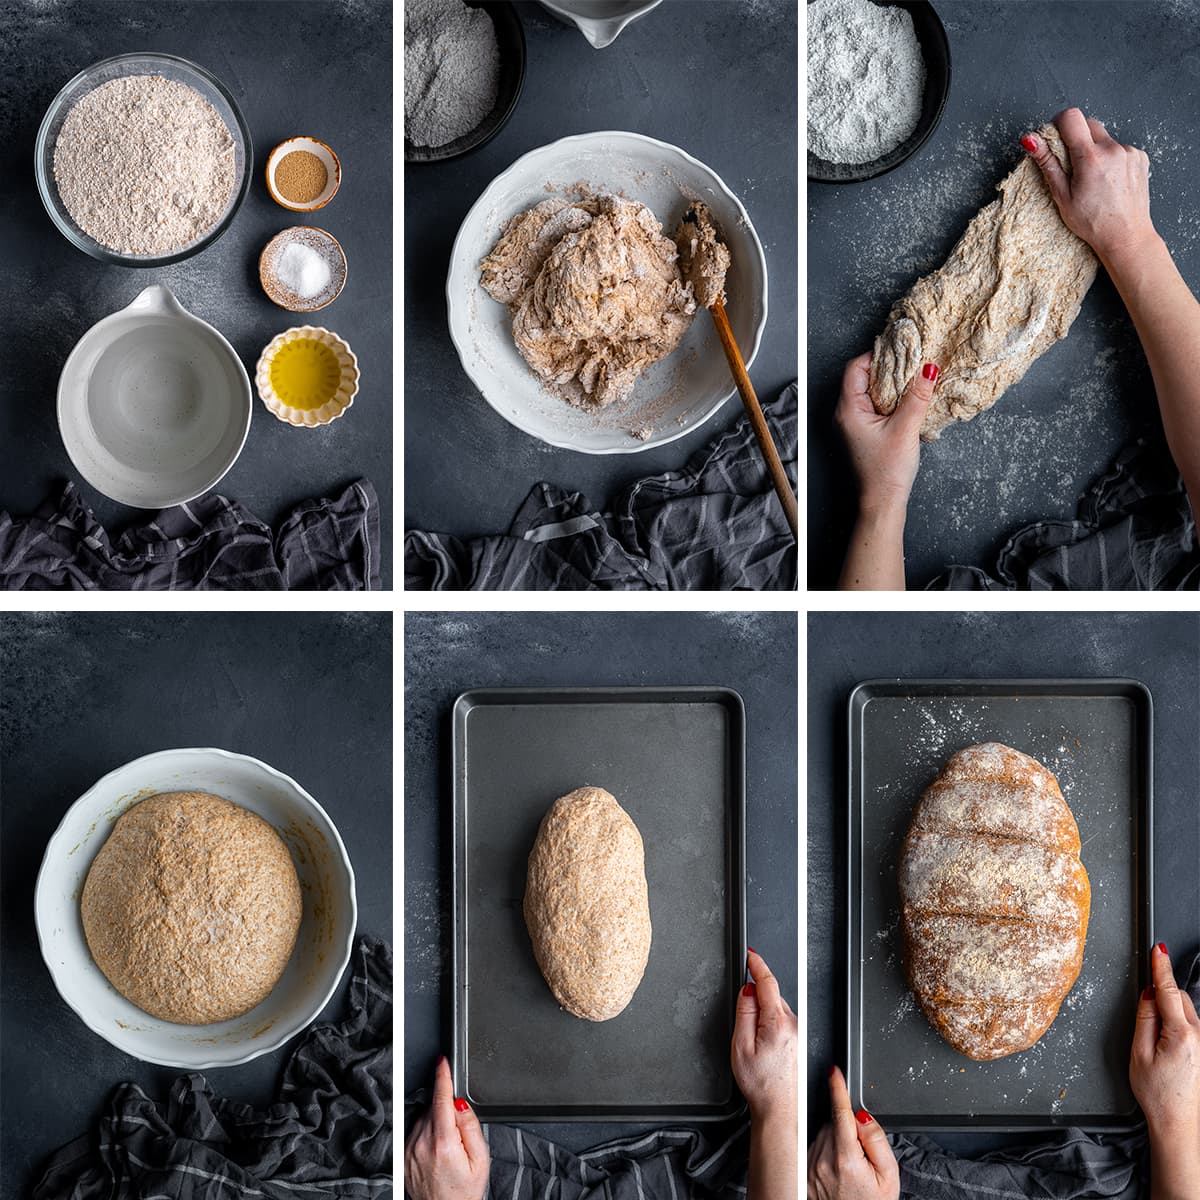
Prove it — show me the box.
[1129,943,1200,1179]
[732,948,798,1122]
[807,1067,900,1200]
[834,352,938,520]
[404,1056,490,1200]
[1021,107,1157,264]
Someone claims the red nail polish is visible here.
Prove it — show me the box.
[747,945,757,955]
[742,982,756,997]
[1020,134,1038,152]
[454,1097,469,1113]
[1157,942,1168,956]
[856,1109,873,1125]
[437,1054,447,1066]
[828,1064,838,1079]
[1142,986,1155,1001]
[922,362,939,382]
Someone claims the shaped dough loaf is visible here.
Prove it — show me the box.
[869,124,1098,440]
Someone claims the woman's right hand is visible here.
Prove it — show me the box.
[807,1066,899,1200]
[731,948,798,1120]
[1130,943,1200,1132]
[1129,943,1200,1199]
[1021,106,1157,264]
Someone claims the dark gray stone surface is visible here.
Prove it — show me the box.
[404,611,797,1152]
[807,0,1200,587]
[0,612,392,1199]
[0,0,393,586]
[806,612,1200,1156]
[404,0,797,545]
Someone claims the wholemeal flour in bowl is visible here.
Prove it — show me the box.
[807,0,926,165]
[53,74,236,255]
[404,0,500,148]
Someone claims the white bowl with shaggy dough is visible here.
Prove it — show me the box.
[34,747,357,1068]
[447,131,768,454]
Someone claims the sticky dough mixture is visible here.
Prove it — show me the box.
[480,192,698,408]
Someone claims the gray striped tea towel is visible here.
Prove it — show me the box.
[0,478,380,590]
[32,937,393,1200]
[405,384,797,591]
[932,439,1200,590]
[889,952,1200,1199]
[481,1120,752,1199]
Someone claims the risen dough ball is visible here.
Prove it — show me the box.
[81,791,302,1024]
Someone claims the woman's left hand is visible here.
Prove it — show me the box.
[404,1056,490,1200]
[834,352,938,520]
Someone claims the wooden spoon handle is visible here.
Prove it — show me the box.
[710,300,798,540]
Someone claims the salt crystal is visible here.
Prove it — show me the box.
[275,241,330,299]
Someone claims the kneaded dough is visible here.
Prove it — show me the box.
[480,193,695,408]
[869,124,1098,440]
[523,786,652,1021]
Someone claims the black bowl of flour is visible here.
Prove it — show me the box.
[807,0,950,184]
[405,1,526,163]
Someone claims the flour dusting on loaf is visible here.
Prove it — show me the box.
[899,742,1090,1060]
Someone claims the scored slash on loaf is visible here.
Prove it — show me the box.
[899,743,1091,1061]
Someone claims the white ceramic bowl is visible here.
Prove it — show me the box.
[446,131,768,454]
[34,748,357,1069]
[57,286,252,508]
[538,0,663,48]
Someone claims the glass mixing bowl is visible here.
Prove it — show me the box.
[35,52,253,267]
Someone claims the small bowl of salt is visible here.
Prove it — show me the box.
[259,226,347,312]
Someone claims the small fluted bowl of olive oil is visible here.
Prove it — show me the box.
[255,327,358,427]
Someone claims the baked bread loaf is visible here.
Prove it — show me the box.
[524,786,652,1021]
[81,791,303,1025]
[899,743,1090,1060]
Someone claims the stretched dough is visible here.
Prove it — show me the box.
[869,124,1098,440]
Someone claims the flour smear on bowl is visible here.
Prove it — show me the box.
[53,74,235,255]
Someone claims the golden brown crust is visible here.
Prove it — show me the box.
[899,743,1090,1060]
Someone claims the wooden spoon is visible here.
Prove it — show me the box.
[677,206,797,540]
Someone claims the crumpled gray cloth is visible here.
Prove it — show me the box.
[33,937,393,1200]
[406,384,796,590]
[890,952,1200,1199]
[0,479,380,590]
[931,439,1200,590]
[481,1121,751,1199]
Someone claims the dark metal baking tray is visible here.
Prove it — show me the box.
[452,687,746,1122]
[847,679,1153,1131]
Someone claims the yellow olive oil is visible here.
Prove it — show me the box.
[268,338,340,410]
